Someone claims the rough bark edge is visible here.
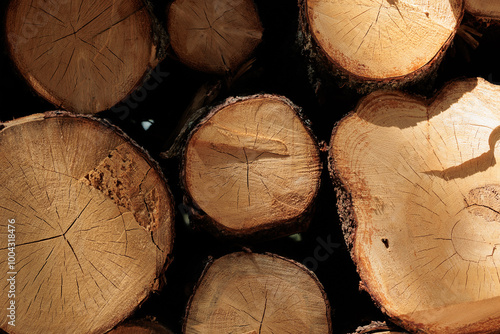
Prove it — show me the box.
[5,0,167,114]
[182,251,333,334]
[297,0,465,94]
[328,77,492,333]
[180,94,323,242]
[349,321,409,334]
[0,110,176,333]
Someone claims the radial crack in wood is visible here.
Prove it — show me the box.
[0,112,174,334]
[300,0,463,84]
[330,77,500,333]
[183,95,321,239]
[183,252,332,334]
[167,0,263,74]
[6,0,160,114]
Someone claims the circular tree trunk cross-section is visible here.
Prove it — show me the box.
[330,78,500,333]
[300,0,463,83]
[183,252,332,333]
[0,112,174,334]
[167,0,263,75]
[6,0,159,114]
[183,95,321,239]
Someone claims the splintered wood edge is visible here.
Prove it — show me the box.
[298,0,464,92]
[0,111,175,332]
[328,77,500,333]
[182,251,333,333]
[181,94,322,240]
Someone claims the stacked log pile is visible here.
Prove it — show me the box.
[2,0,500,333]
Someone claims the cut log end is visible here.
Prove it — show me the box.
[167,0,263,75]
[6,0,158,114]
[183,252,332,334]
[330,77,500,333]
[183,95,321,239]
[0,112,174,334]
[300,0,463,85]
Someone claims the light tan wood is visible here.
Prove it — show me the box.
[0,112,174,334]
[183,252,332,334]
[301,0,463,82]
[6,0,159,114]
[465,0,500,20]
[167,0,263,74]
[330,78,500,333]
[183,95,321,239]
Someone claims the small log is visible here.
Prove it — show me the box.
[167,0,263,75]
[109,319,174,334]
[182,95,322,240]
[183,252,332,333]
[6,0,162,114]
[299,0,463,89]
[330,77,500,333]
[465,0,500,20]
[0,112,174,334]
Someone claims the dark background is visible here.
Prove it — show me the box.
[1,1,500,333]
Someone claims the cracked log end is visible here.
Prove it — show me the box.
[329,77,500,333]
[183,252,332,334]
[0,112,174,334]
[167,0,263,75]
[183,95,321,240]
[6,0,158,114]
[300,0,463,84]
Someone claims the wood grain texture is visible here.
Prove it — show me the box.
[0,112,174,334]
[330,78,500,333]
[6,0,159,114]
[183,95,321,239]
[183,252,332,334]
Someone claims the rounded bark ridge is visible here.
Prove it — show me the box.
[167,0,263,74]
[6,0,158,114]
[330,78,500,333]
[0,112,174,334]
[183,252,332,333]
[183,95,321,239]
[302,0,463,81]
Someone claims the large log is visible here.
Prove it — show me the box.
[330,77,500,333]
[6,0,162,114]
[0,112,174,334]
[183,252,332,333]
[182,95,322,240]
[299,0,464,90]
[167,0,263,75]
